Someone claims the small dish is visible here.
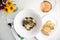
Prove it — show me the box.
[40,0,56,13]
[36,15,57,40]
[41,15,56,36]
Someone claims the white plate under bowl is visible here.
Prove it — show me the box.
[14,9,42,38]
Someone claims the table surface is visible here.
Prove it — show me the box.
[0,0,60,40]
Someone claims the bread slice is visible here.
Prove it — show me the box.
[41,20,55,36]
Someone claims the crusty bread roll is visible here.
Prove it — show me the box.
[41,20,55,36]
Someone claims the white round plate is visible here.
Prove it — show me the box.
[14,9,42,38]
[42,15,56,36]
[36,14,60,40]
